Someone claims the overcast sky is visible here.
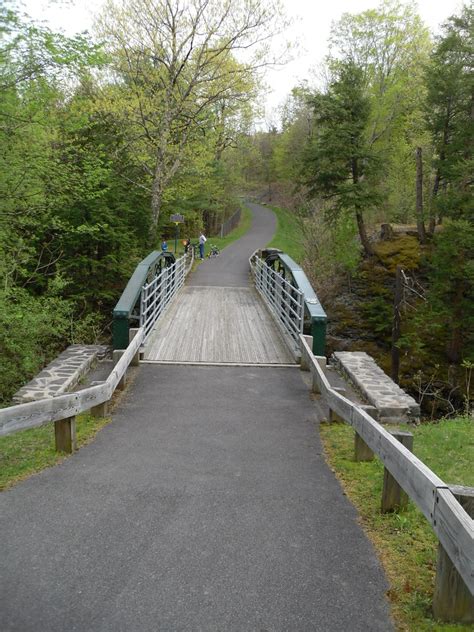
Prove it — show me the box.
[22,0,464,120]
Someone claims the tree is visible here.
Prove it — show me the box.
[96,0,286,244]
[302,62,379,257]
[329,0,431,146]
[328,0,432,226]
[425,4,473,226]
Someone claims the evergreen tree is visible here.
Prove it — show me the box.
[302,62,380,256]
[425,4,473,224]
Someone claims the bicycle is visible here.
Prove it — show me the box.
[207,244,220,258]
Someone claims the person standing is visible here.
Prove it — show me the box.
[198,231,207,260]
[161,239,168,252]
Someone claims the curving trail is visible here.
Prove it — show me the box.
[0,203,393,632]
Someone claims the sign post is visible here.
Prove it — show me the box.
[170,213,184,254]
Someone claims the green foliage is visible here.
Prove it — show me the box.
[424,221,474,362]
[266,205,304,263]
[425,4,473,223]
[302,62,380,255]
[0,288,103,404]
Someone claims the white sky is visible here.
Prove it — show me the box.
[21,0,464,121]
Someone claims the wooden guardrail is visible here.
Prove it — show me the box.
[0,328,145,452]
[300,334,474,622]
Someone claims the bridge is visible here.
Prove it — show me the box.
[1,203,472,630]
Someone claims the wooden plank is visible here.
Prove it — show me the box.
[433,488,474,599]
[381,431,414,512]
[0,327,145,437]
[107,329,144,391]
[300,335,331,395]
[0,383,110,436]
[144,287,295,364]
[129,328,141,366]
[350,405,445,521]
[297,333,474,595]
[326,390,355,422]
[300,335,313,371]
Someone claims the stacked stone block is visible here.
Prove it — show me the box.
[13,345,109,403]
[332,351,420,423]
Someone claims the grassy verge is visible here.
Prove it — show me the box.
[266,205,304,263]
[0,412,111,491]
[205,203,253,253]
[166,204,253,257]
[319,417,473,632]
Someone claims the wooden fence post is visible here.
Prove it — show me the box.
[311,355,326,395]
[54,416,77,453]
[113,350,126,390]
[354,406,377,461]
[433,485,474,623]
[91,401,109,418]
[381,431,413,512]
[354,433,374,461]
[300,335,313,372]
[129,328,141,366]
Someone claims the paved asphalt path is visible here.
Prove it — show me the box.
[188,202,276,287]
[0,203,394,631]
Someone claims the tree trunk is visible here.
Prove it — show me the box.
[428,168,441,235]
[391,266,403,384]
[150,168,164,247]
[447,280,466,364]
[355,209,374,257]
[416,147,426,243]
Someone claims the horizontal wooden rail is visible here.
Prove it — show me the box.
[0,328,145,437]
[299,334,474,597]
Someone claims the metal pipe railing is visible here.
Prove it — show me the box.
[140,253,188,343]
[250,255,304,357]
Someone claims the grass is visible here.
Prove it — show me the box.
[319,416,473,632]
[165,203,253,257]
[205,203,253,253]
[266,204,304,263]
[0,412,111,491]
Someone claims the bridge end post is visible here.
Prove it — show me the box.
[311,317,327,357]
[113,313,129,351]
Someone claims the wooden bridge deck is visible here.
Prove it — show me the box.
[143,286,295,364]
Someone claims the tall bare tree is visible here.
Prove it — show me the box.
[96,0,286,244]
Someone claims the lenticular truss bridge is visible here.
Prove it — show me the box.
[0,202,472,630]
